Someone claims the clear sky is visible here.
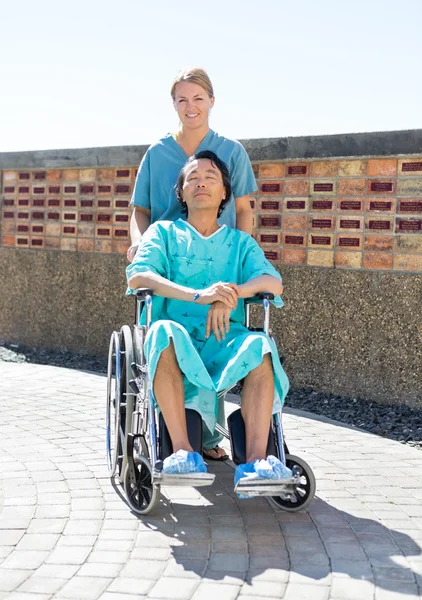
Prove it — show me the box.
[1,0,421,151]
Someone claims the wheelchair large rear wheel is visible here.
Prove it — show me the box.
[106,331,123,477]
[269,454,316,512]
[124,452,159,515]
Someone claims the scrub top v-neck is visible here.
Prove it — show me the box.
[131,129,257,228]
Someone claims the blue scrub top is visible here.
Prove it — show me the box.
[131,129,257,228]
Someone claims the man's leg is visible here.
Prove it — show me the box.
[153,341,193,453]
[241,353,274,464]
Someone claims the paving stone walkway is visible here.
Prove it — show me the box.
[0,361,422,600]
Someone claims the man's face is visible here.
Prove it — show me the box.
[173,81,214,131]
[181,158,226,213]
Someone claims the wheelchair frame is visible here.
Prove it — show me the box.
[106,289,316,515]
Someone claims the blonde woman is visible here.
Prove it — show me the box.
[128,68,257,461]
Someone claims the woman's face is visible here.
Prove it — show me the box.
[173,81,214,130]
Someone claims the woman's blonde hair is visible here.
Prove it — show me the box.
[170,68,214,100]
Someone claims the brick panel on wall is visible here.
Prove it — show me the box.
[1,157,422,272]
[1,168,134,255]
[252,157,422,273]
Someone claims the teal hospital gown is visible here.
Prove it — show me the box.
[126,219,290,434]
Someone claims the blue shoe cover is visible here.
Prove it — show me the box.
[162,450,207,474]
[234,455,292,499]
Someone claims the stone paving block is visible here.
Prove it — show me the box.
[208,553,248,572]
[250,555,290,570]
[211,526,247,542]
[149,576,199,599]
[131,548,171,561]
[46,546,91,565]
[77,563,122,578]
[288,565,332,586]
[87,551,129,564]
[241,580,286,597]
[32,564,79,579]
[56,535,97,547]
[16,534,59,551]
[56,575,112,599]
[18,575,67,594]
[283,583,330,599]
[1,550,49,570]
[0,530,25,545]
[119,559,166,579]
[0,569,30,592]
[211,541,248,554]
[63,520,102,536]
[35,506,70,519]
[163,559,207,579]
[323,541,367,561]
[190,582,241,600]
[94,540,132,552]
[27,519,66,534]
[172,544,210,560]
[4,593,52,600]
[374,583,420,599]
[330,578,375,599]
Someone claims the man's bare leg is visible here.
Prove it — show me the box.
[241,354,274,463]
[153,341,193,453]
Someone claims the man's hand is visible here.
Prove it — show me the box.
[196,282,240,309]
[127,244,139,262]
[206,301,232,341]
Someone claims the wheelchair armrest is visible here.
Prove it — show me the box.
[135,288,154,299]
[245,292,274,305]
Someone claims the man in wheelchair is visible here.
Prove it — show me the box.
[126,150,291,495]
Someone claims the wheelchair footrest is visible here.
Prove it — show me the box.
[234,475,298,497]
[153,472,215,488]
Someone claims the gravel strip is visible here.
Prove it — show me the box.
[1,342,420,449]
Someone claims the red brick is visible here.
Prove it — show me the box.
[365,198,395,214]
[338,179,366,196]
[308,233,334,249]
[77,239,95,252]
[284,180,309,197]
[368,179,396,194]
[260,163,284,178]
[394,236,422,253]
[1,235,15,247]
[310,161,338,178]
[336,217,364,232]
[45,237,61,249]
[338,160,366,177]
[260,181,283,195]
[335,252,362,268]
[363,252,393,270]
[281,248,306,265]
[393,254,422,271]
[367,159,397,177]
[364,235,393,252]
[307,250,334,267]
[282,215,308,231]
[47,170,62,181]
[61,238,77,251]
[112,240,130,254]
[335,234,363,251]
[63,169,79,181]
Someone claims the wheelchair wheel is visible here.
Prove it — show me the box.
[106,331,123,477]
[269,454,316,512]
[123,453,159,515]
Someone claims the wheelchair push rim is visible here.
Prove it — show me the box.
[269,454,316,512]
[106,331,123,477]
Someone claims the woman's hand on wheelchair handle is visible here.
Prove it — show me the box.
[205,302,231,341]
[196,282,239,309]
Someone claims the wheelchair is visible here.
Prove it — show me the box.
[106,289,316,515]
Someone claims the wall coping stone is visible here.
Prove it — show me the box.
[1,128,422,169]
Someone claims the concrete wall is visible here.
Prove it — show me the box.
[1,129,421,406]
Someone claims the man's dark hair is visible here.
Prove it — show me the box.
[175,150,232,217]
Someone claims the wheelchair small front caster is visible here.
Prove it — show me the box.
[124,455,159,515]
[269,454,316,512]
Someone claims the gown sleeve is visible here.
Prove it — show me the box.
[126,223,170,293]
[131,149,151,210]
